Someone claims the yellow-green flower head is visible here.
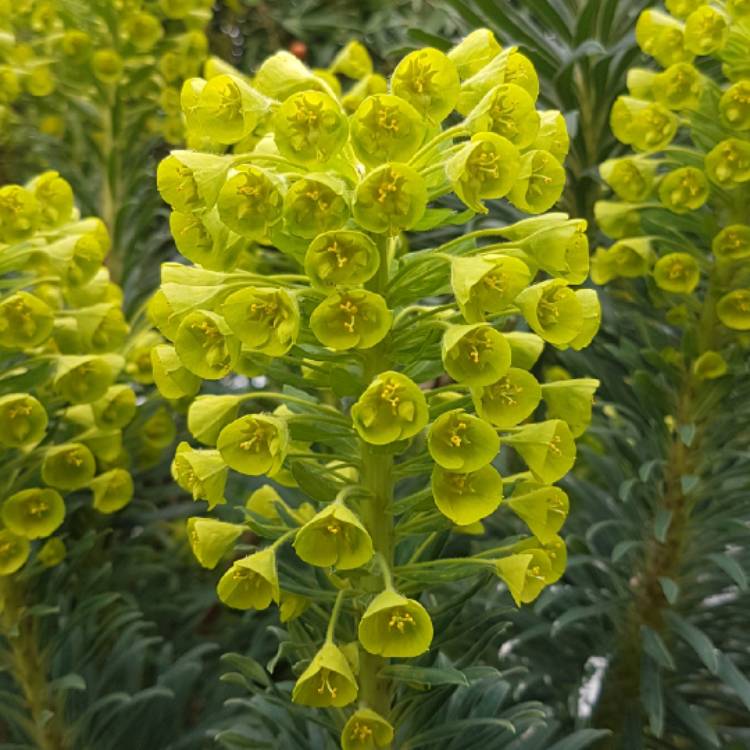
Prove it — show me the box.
[0,184,40,243]
[591,238,654,284]
[504,51,541,99]
[466,83,540,148]
[174,310,240,380]
[246,484,285,521]
[27,171,74,228]
[27,65,55,97]
[187,394,242,446]
[171,210,244,271]
[447,132,520,213]
[541,378,599,437]
[160,51,187,84]
[352,162,427,235]
[505,331,544,370]
[294,503,373,569]
[330,40,373,79]
[2,488,64,540]
[508,484,569,544]
[273,90,349,165]
[350,94,426,167]
[447,29,502,80]
[441,323,511,387]
[141,406,178,451]
[55,355,117,404]
[151,344,201,399]
[171,441,227,509]
[452,255,532,321]
[222,287,299,355]
[0,292,52,350]
[0,393,47,447]
[515,280,584,347]
[341,708,394,750]
[90,469,134,514]
[0,529,30,575]
[254,51,329,101]
[428,409,500,472]
[600,156,656,202]
[504,419,576,483]
[123,11,164,53]
[68,300,127,352]
[720,80,750,130]
[684,5,728,55]
[61,29,92,62]
[514,534,567,583]
[92,48,123,85]
[705,138,750,187]
[292,640,358,708]
[508,149,566,214]
[713,224,750,261]
[473,367,541,428]
[187,516,243,569]
[217,413,288,476]
[391,47,460,123]
[310,290,391,351]
[0,65,20,104]
[652,62,703,110]
[217,165,284,238]
[351,371,429,445]
[217,547,280,610]
[666,0,708,19]
[533,110,570,161]
[304,230,379,291]
[283,174,349,239]
[495,549,552,606]
[157,154,203,213]
[693,350,728,380]
[279,591,309,622]
[658,166,709,212]
[595,202,642,240]
[358,589,433,657]
[92,385,136,430]
[194,74,268,144]
[522,220,590,284]
[610,97,679,152]
[635,10,694,67]
[41,442,96,491]
[38,537,66,568]
[717,289,750,330]
[431,463,503,525]
[627,68,657,100]
[653,252,701,294]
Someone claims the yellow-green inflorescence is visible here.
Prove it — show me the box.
[598,2,750,370]
[157,32,600,748]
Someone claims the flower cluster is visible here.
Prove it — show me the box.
[0,172,169,577]
[155,32,599,743]
[598,1,750,376]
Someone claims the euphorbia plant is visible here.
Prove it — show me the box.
[155,32,600,746]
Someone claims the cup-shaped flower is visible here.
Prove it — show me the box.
[254,50,328,100]
[171,441,228,509]
[280,592,309,623]
[304,230,379,291]
[0,292,54,350]
[283,174,349,239]
[441,323,511,386]
[217,414,289,476]
[330,40,373,79]
[273,90,349,165]
[504,419,576,484]
[246,484,285,521]
[187,517,244,569]
[169,210,243,272]
[507,485,569,544]
[2,488,65,540]
[41,443,96,491]
[693,350,728,380]
[447,29,501,80]
[341,708,394,750]
[350,94,425,167]
[494,549,552,606]
[217,165,284,238]
[92,49,123,84]
[705,138,750,187]
[292,640,358,708]
[310,290,391,351]
[428,409,499,472]
[716,289,750,330]
[351,371,429,445]
[217,547,280,610]
[0,185,39,243]
[652,62,703,110]
[294,503,373,570]
[713,225,750,261]
[515,534,567,583]
[515,280,584,347]
[0,529,30,575]
[610,97,678,152]
[473,368,541,429]
[151,344,202,399]
[466,84,540,148]
[38,537,66,568]
[447,133,520,213]
[541,378,599,437]
[720,80,750,131]
[533,110,570,161]
[187,395,243,447]
[222,287,299,355]
[684,5,728,54]
[92,385,136,430]
[391,47,460,123]
[432,463,503,525]
[175,310,240,380]
[508,150,566,214]
[658,167,708,213]
[600,156,656,202]
[90,469,134,514]
[521,220,590,285]
[0,394,47,448]
[157,154,203,213]
[653,252,700,294]
[55,355,118,404]
[358,590,433,657]
[28,171,74,228]
[635,10,694,67]
[352,162,428,235]
[590,238,654,284]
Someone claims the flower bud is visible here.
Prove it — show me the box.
[246,484,285,521]
[600,157,656,202]
[541,378,599,437]
[358,590,433,657]
[692,350,728,380]
[123,11,163,52]
[157,154,203,213]
[174,310,240,380]
[591,238,654,284]
[705,138,750,187]
[27,171,74,228]
[292,640,358,708]
[41,442,96,490]
[447,29,502,80]
[217,547,279,610]
[329,40,373,79]
[171,441,227,508]
[432,463,503,525]
[92,385,136,430]
[653,252,700,293]
[505,331,544,370]
[0,291,53,350]
[658,166,709,212]
[351,371,429,445]
[508,149,566,214]
[310,290,391,351]
[635,10,693,67]
[280,592,309,622]
[495,549,552,606]
[515,280,584,347]
[151,344,202,399]
[169,210,243,272]
[716,289,750,330]
[610,97,679,152]
[304,230,379,291]
[254,51,328,100]
[473,367,541,428]
[283,174,349,238]
[217,414,288,476]
[2,488,65,539]
[532,110,570,161]
[187,516,243,569]
[428,409,499,472]
[466,83,540,148]
[0,529,30,575]
[684,5,728,55]
[508,484,569,543]
[504,419,576,483]
[441,323,511,386]
[341,708,394,750]
[38,537,66,568]
[713,224,750,261]
[652,62,703,110]
[90,469,134,514]
[720,80,750,130]
[0,393,47,447]
[92,49,123,84]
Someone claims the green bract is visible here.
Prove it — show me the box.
[358,590,433,657]
[217,414,288,476]
[304,230,379,290]
[291,641,358,708]
[188,517,244,569]
[432,463,503,525]
[310,290,391,350]
[441,323,511,386]
[0,394,47,447]
[41,442,96,491]
[216,548,279,610]
[428,409,500,472]
[283,174,349,238]
[2,488,65,539]
[473,368,542,428]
